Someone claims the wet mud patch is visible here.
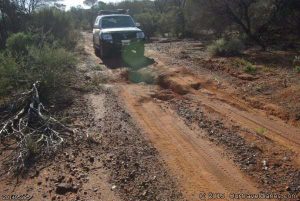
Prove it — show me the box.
[156,70,203,95]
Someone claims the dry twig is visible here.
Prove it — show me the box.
[0,82,74,175]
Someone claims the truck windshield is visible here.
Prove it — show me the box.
[101,16,135,28]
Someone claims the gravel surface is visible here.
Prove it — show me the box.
[97,87,184,201]
[169,98,300,198]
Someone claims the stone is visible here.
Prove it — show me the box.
[238,73,257,81]
[55,183,77,195]
[90,156,95,163]
[111,185,117,191]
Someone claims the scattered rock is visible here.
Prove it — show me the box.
[55,183,78,195]
[89,156,95,163]
[57,175,65,183]
[85,74,92,80]
[111,185,117,191]
[238,73,258,81]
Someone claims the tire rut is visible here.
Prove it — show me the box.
[120,84,263,201]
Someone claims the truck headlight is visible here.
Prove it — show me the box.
[136,32,145,39]
[101,33,113,41]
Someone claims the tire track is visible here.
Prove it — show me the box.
[120,84,264,201]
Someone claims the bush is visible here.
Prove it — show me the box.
[0,52,22,95]
[208,38,225,55]
[135,12,160,38]
[233,58,257,74]
[0,45,76,104]
[243,63,257,74]
[6,33,33,55]
[208,38,244,56]
[26,46,76,103]
[295,66,300,73]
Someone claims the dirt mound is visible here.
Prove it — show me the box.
[276,85,300,125]
[157,71,202,95]
[151,90,175,101]
[157,74,190,95]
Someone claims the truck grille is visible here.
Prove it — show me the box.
[112,32,137,42]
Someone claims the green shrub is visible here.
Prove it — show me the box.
[243,63,257,74]
[208,38,244,56]
[0,52,22,95]
[233,58,249,68]
[233,58,257,74]
[208,38,225,55]
[0,45,76,104]
[135,12,159,38]
[6,33,33,55]
[256,127,267,135]
[26,46,76,103]
[295,66,300,73]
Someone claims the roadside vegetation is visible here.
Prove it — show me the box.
[71,0,299,50]
[207,38,244,56]
[0,4,79,102]
[0,0,79,174]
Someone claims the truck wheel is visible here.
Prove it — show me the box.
[100,45,109,59]
[94,47,101,57]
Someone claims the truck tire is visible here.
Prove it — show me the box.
[100,45,109,59]
[94,47,101,57]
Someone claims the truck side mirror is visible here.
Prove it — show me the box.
[135,22,141,27]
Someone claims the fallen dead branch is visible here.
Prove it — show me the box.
[0,82,75,175]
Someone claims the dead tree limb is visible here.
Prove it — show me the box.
[0,81,75,175]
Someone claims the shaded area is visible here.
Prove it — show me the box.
[242,49,299,69]
[100,54,155,70]
[99,53,157,85]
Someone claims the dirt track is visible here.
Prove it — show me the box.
[1,32,299,201]
[120,85,260,201]
[80,32,300,200]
